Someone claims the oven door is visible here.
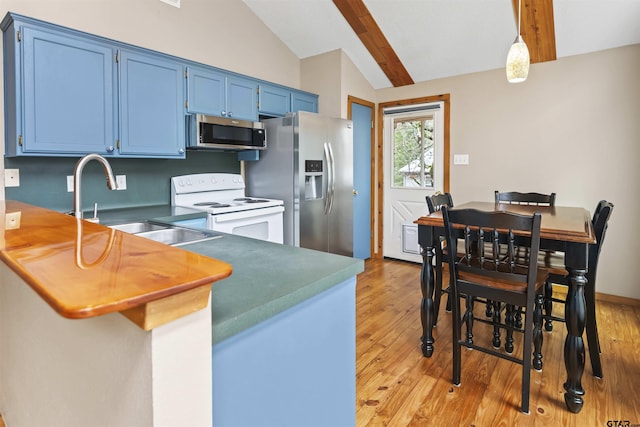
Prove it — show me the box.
[207,206,284,243]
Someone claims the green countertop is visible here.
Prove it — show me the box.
[97,204,364,345]
[184,235,363,345]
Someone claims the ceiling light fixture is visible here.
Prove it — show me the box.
[506,0,530,83]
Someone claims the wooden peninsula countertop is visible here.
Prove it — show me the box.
[0,200,232,329]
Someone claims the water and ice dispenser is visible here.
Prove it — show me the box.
[304,160,323,200]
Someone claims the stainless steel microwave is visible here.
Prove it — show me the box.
[188,114,266,151]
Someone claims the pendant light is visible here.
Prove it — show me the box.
[506,0,530,83]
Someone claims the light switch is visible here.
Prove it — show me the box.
[453,154,469,165]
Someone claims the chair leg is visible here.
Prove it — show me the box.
[585,280,603,378]
[433,247,444,326]
[452,289,462,386]
[515,306,523,329]
[533,293,544,371]
[505,305,515,354]
[520,301,535,415]
[464,296,474,346]
[485,300,493,317]
[544,280,553,331]
[492,301,502,348]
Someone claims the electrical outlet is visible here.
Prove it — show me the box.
[67,176,74,192]
[116,175,127,190]
[453,154,469,165]
[5,169,20,187]
[5,211,21,230]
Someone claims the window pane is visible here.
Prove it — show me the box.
[392,116,435,188]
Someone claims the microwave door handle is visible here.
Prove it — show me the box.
[326,142,335,215]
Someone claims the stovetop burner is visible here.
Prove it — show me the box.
[193,201,232,208]
[234,197,270,203]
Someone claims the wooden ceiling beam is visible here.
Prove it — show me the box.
[333,0,414,87]
[514,0,557,63]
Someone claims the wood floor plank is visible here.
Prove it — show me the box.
[356,258,640,426]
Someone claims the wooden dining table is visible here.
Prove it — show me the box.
[415,201,596,414]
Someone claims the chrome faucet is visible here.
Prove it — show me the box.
[73,154,118,219]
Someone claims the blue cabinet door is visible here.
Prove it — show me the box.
[226,76,258,121]
[186,65,226,116]
[18,26,117,155]
[118,49,186,158]
[291,91,318,113]
[258,84,291,117]
[186,68,257,121]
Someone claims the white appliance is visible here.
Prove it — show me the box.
[170,173,284,243]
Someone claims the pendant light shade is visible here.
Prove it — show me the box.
[506,0,530,83]
[506,35,530,83]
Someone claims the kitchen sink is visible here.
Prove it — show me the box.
[109,221,167,234]
[136,227,222,246]
[108,221,222,246]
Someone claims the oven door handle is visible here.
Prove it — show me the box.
[210,206,284,223]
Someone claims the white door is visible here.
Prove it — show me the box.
[382,103,444,263]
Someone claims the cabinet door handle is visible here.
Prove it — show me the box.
[221,111,227,116]
[107,146,115,153]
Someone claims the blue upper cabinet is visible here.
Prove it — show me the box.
[186,66,258,121]
[4,23,118,156]
[226,75,258,121]
[2,13,319,158]
[118,49,185,158]
[259,84,319,117]
[258,84,291,117]
[2,13,186,158]
[186,66,225,116]
[292,91,319,113]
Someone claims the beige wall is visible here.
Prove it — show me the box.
[375,44,640,300]
[301,49,376,118]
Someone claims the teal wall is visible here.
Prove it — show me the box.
[5,151,240,212]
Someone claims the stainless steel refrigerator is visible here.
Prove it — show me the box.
[245,111,353,256]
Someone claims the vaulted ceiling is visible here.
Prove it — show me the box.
[243,0,640,89]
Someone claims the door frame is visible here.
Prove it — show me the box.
[347,95,376,260]
[376,94,451,259]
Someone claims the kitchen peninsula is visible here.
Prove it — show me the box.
[0,201,363,427]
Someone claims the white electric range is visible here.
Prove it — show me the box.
[170,173,284,243]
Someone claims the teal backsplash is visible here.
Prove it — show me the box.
[5,151,240,212]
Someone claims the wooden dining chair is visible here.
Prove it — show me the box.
[491,190,557,324]
[426,192,455,324]
[495,191,557,206]
[442,207,549,414]
[537,200,613,378]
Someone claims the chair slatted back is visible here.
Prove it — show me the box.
[495,191,556,206]
[443,207,542,303]
[426,192,454,213]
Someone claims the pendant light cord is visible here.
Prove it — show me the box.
[517,0,522,36]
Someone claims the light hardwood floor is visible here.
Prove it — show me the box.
[1,257,638,426]
[356,258,640,426]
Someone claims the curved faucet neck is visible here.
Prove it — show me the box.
[73,154,118,219]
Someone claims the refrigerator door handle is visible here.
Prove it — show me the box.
[326,141,336,215]
[323,142,331,214]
